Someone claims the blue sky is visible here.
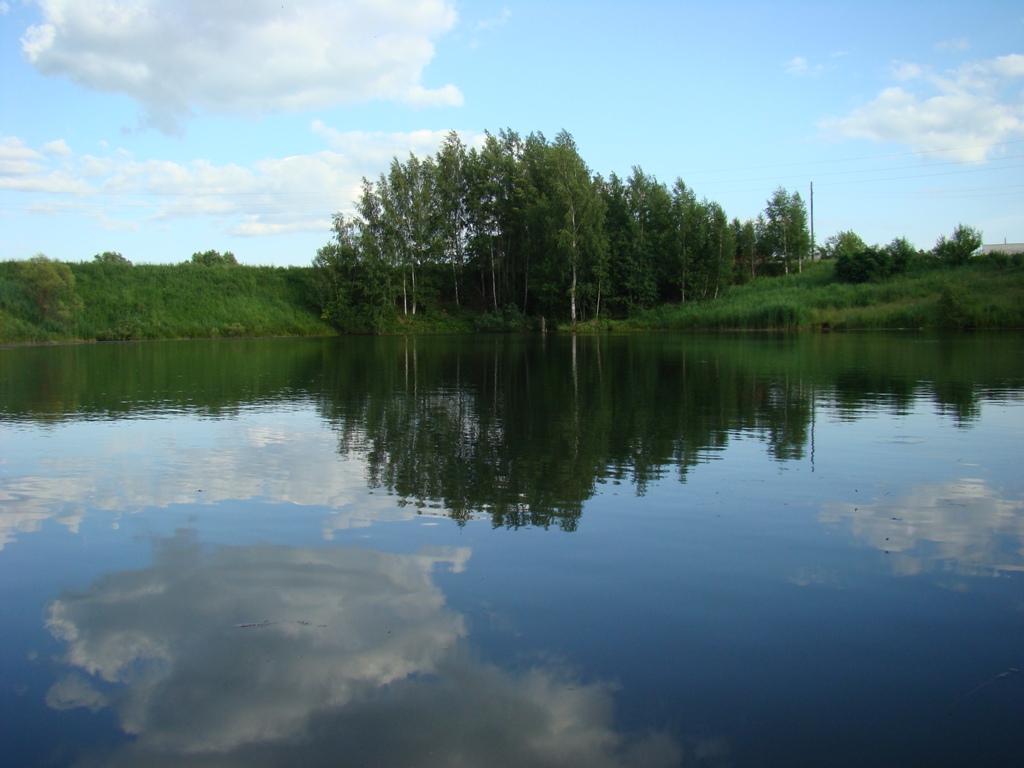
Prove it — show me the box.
[1,0,1022,266]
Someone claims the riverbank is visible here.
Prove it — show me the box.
[1,257,1022,344]
[0,260,334,344]
[576,259,1024,333]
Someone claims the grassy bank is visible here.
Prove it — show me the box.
[2,257,1022,344]
[602,259,1024,332]
[0,260,334,343]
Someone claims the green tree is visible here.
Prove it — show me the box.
[190,250,238,266]
[731,218,758,283]
[934,224,982,266]
[696,200,735,300]
[385,154,440,315]
[17,254,83,324]
[434,131,470,307]
[311,213,362,327]
[820,230,867,261]
[758,187,810,275]
[621,168,669,309]
[666,180,700,302]
[355,178,400,329]
[93,251,132,265]
[548,130,608,322]
[885,236,916,274]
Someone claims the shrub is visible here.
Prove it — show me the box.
[835,247,893,283]
[936,279,977,329]
[16,255,84,325]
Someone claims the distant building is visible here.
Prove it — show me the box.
[981,242,1024,255]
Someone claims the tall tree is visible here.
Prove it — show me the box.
[667,180,700,302]
[623,167,669,310]
[383,153,440,315]
[758,187,810,275]
[731,218,758,283]
[548,130,608,322]
[698,200,735,300]
[434,131,470,306]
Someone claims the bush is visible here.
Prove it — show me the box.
[936,279,977,329]
[16,255,84,325]
[835,247,893,283]
[474,304,531,332]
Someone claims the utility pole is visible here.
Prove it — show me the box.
[809,181,815,261]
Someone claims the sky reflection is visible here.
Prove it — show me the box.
[0,409,405,551]
[44,532,685,767]
[821,477,1024,577]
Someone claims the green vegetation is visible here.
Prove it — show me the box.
[0,256,333,343]
[308,127,1022,334]
[2,251,1019,345]
[3,129,1022,344]
[614,257,1024,331]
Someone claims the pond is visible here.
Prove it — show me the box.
[1,332,1022,767]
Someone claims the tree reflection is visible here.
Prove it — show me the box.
[3,333,1020,532]
[316,336,817,527]
[311,333,1021,528]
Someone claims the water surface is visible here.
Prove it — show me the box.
[1,333,1022,767]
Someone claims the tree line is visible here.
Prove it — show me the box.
[311,129,815,332]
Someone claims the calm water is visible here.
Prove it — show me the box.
[1,333,1022,767]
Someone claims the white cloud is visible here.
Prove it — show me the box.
[41,138,72,156]
[474,6,512,33]
[0,136,94,194]
[820,54,1024,162]
[935,37,971,53]
[785,55,823,77]
[0,136,44,177]
[310,121,484,167]
[890,60,924,82]
[0,124,478,237]
[21,0,463,133]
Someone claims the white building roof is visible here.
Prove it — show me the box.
[980,243,1024,255]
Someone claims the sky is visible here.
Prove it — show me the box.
[1,0,1022,267]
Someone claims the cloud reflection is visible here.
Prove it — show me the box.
[45,534,682,767]
[0,411,409,550]
[821,478,1024,576]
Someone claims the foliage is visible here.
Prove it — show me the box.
[616,259,1024,331]
[935,277,977,329]
[94,251,132,265]
[820,230,867,261]
[16,255,84,325]
[190,250,238,266]
[0,259,332,343]
[835,237,918,284]
[933,224,982,266]
[756,187,810,275]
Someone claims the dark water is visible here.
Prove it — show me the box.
[1,333,1022,767]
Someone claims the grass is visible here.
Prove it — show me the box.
[0,261,334,343]
[608,259,1024,332]
[3,257,1022,344]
